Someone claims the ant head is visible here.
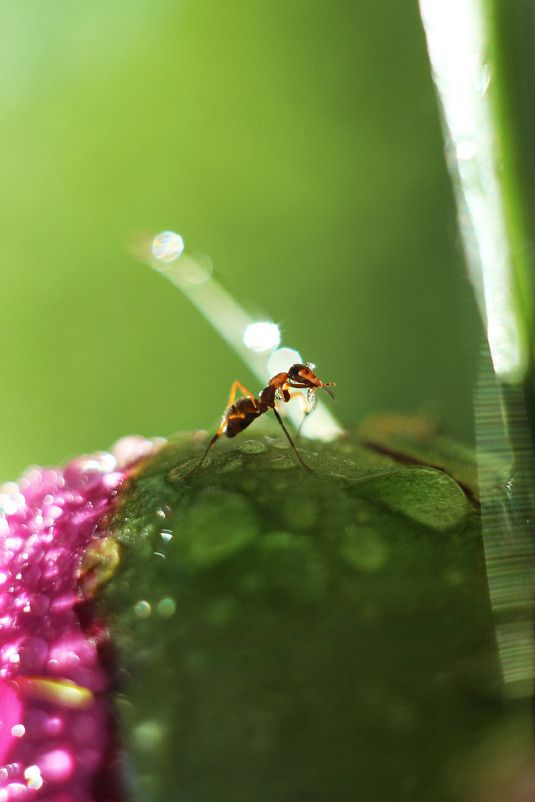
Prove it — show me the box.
[288,363,335,398]
[288,363,316,384]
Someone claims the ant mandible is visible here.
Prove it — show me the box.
[184,362,335,477]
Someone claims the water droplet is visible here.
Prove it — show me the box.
[267,347,302,376]
[20,468,42,488]
[18,636,49,672]
[91,451,117,472]
[340,526,388,572]
[243,322,281,352]
[270,439,290,451]
[0,482,20,498]
[269,457,297,471]
[5,782,27,797]
[156,597,176,618]
[180,489,259,567]
[29,593,50,616]
[238,440,268,455]
[63,456,106,492]
[179,252,213,284]
[38,747,74,781]
[151,231,184,263]
[24,765,43,791]
[132,720,165,752]
[110,435,157,468]
[11,724,24,738]
[133,600,151,619]
[219,457,244,473]
[1,498,19,517]
[5,536,23,553]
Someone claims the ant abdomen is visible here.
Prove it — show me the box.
[224,397,260,438]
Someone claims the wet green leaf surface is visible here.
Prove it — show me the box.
[97,431,504,801]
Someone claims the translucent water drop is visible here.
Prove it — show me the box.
[132,719,165,751]
[151,231,184,263]
[134,600,151,619]
[157,597,176,617]
[180,252,213,284]
[243,322,281,352]
[111,435,160,468]
[267,347,302,376]
[38,747,74,781]
[24,765,43,791]
[11,724,25,738]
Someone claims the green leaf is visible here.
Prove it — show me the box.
[90,430,508,801]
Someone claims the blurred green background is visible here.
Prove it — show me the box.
[0,0,482,481]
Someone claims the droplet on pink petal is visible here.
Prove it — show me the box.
[28,593,50,616]
[23,709,63,740]
[18,637,48,673]
[37,747,74,782]
[19,564,43,589]
[111,435,163,468]
[63,457,108,493]
[4,782,27,799]
[46,644,81,672]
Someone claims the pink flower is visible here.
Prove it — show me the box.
[0,437,162,801]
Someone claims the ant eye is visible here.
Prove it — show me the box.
[305,362,316,371]
[288,363,305,379]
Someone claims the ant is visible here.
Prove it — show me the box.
[184,362,335,477]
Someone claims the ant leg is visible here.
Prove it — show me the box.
[185,380,255,480]
[227,380,254,406]
[183,416,230,479]
[272,408,313,472]
[296,403,315,439]
[281,383,315,440]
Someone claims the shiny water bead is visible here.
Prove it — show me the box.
[111,434,164,469]
[151,230,184,263]
[17,637,48,673]
[63,454,116,493]
[0,436,164,800]
[37,748,74,782]
[27,593,49,617]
